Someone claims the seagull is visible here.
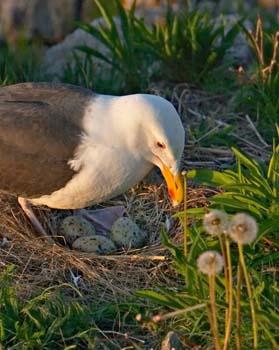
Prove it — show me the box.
[0,83,185,238]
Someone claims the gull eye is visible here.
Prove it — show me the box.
[157,141,166,149]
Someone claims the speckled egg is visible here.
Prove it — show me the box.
[59,215,96,245]
[110,217,146,249]
[72,235,116,254]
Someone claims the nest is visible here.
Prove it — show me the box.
[0,180,213,301]
[0,85,267,301]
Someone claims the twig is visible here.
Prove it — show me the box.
[187,107,204,118]
[216,120,268,152]
[100,330,145,344]
[78,253,166,261]
[197,147,232,156]
[195,125,222,144]
[153,303,206,321]
[184,161,217,167]
[256,17,264,66]
[245,114,269,147]
[178,88,190,115]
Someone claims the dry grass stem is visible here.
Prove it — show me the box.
[153,303,206,321]
[245,114,269,147]
[238,244,258,348]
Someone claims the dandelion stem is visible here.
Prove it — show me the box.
[223,237,233,350]
[208,274,221,350]
[238,243,258,348]
[236,263,242,350]
[218,236,228,318]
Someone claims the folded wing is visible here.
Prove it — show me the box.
[0,83,94,197]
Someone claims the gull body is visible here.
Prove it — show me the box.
[0,83,185,234]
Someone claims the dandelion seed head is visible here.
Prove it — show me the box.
[203,210,229,236]
[197,250,224,275]
[229,213,258,244]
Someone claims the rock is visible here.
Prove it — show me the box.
[0,0,82,45]
[0,236,11,248]
[72,235,116,254]
[123,0,187,11]
[80,0,97,22]
[161,331,183,350]
[42,7,168,80]
[259,0,279,7]
[110,217,146,249]
[215,14,253,66]
[1,0,172,45]
[42,8,253,81]
[42,16,115,79]
[59,215,96,245]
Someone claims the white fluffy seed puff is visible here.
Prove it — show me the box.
[229,213,258,244]
[203,210,229,236]
[197,251,224,276]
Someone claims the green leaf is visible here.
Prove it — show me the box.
[187,169,236,186]
[256,309,279,326]
[173,207,206,219]
[222,184,268,198]
[136,290,185,309]
[214,192,268,210]
[160,230,186,264]
[268,145,279,184]
[211,194,264,217]
[77,46,114,66]
[248,173,273,196]
[94,0,117,35]
[251,251,279,266]
[254,218,279,244]
[115,0,130,42]
[232,147,262,176]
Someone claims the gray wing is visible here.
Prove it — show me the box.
[0,83,94,197]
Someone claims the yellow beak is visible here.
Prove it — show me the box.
[161,165,184,206]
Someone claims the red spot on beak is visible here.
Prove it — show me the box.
[168,188,175,199]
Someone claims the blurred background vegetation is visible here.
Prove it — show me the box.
[1,0,277,140]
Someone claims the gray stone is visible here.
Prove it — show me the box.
[42,9,252,81]
[215,14,253,66]
[161,331,183,350]
[123,0,187,11]
[42,6,168,80]
[0,0,80,44]
[42,16,114,79]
